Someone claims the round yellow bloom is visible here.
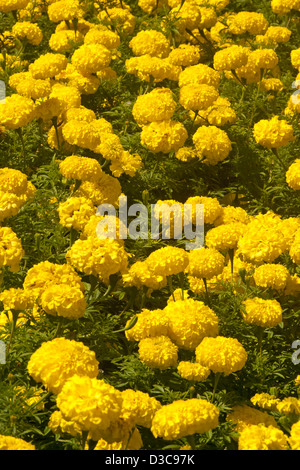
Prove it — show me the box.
[132,88,176,126]
[276,397,300,415]
[125,55,181,83]
[168,44,201,67]
[250,393,280,411]
[226,404,279,434]
[0,227,24,273]
[58,196,95,231]
[12,21,43,45]
[253,116,294,149]
[145,246,189,277]
[185,196,222,225]
[228,11,269,35]
[177,361,211,381]
[193,125,232,165]
[84,25,120,50]
[71,43,111,74]
[242,297,282,328]
[0,191,22,221]
[151,398,219,440]
[186,247,225,280]
[141,120,188,153]
[289,421,300,450]
[253,264,290,290]
[286,159,300,190]
[49,29,83,52]
[74,173,121,207]
[120,389,162,428]
[48,410,82,437]
[206,222,246,251]
[59,155,103,183]
[163,298,219,350]
[195,336,247,375]
[29,53,68,79]
[0,94,36,130]
[0,287,34,311]
[122,261,167,291]
[0,0,29,12]
[47,0,83,23]
[238,424,289,450]
[27,337,99,394]
[0,435,35,450]
[129,30,170,58]
[213,45,249,71]
[179,84,219,112]
[125,308,169,342]
[39,284,86,319]
[213,205,251,226]
[56,375,123,441]
[138,335,178,369]
[98,7,136,35]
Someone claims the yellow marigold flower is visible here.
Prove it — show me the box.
[138,335,178,369]
[289,229,300,264]
[151,398,219,440]
[195,336,247,375]
[84,25,120,50]
[188,273,221,295]
[56,375,123,440]
[132,88,176,126]
[129,30,170,58]
[264,26,291,44]
[0,435,35,450]
[253,264,290,290]
[138,0,167,13]
[0,227,24,273]
[29,53,68,79]
[168,1,202,34]
[276,397,300,415]
[175,146,197,162]
[253,116,294,149]
[120,389,162,427]
[58,196,96,231]
[213,205,251,226]
[63,106,96,123]
[109,150,143,178]
[0,94,36,130]
[0,167,29,196]
[47,0,83,23]
[15,76,52,100]
[0,191,22,221]
[289,421,300,450]
[177,361,211,381]
[250,393,281,411]
[260,78,284,93]
[163,298,219,350]
[71,43,111,75]
[83,214,126,244]
[39,284,86,319]
[49,83,81,113]
[125,55,181,83]
[168,44,201,67]
[286,159,300,190]
[227,404,279,435]
[49,29,83,53]
[122,261,167,291]
[179,63,220,89]
[195,96,237,127]
[206,222,246,251]
[48,410,82,437]
[236,212,288,264]
[197,6,218,29]
[98,7,136,35]
[74,174,121,207]
[186,247,225,280]
[125,308,169,341]
[94,428,143,450]
[193,125,232,165]
[228,11,269,35]
[291,49,300,70]
[66,237,129,281]
[12,21,43,45]
[242,297,282,328]
[23,260,84,300]
[271,0,294,15]
[0,288,34,311]
[93,132,124,161]
[145,246,189,278]
[0,0,29,12]
[141,120,188,153]
[179,84,219,112]
[238,424,289,450]
[284,273,300,296]
[213,45,249,71]
[27,338,99,394]
[59,155,103,183]
[185,195,222,225]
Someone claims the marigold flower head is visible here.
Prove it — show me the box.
[177,361,211,381]
[84,26,120,50]
[145,246,189,277]
[48,410,82,437]
[39,284,87,319]
[242,297,282,328]
[0,191,23,221]
[29,53,68,79]
[286,159,300,190]
[138,335,178,369]
[151,398,219,440]
[94,428,143,450]
[179,84,219,112]
[49,29,83,53]
[163,298,219,350]
[168,44,201,67]
[213,45,249,71]
[0,94,36,130]
[276,397,300,415]
[193,125,232,165]
[185,196,222,225]
[74,173,121,207]
[132,88,176,126]
[12,21,43,45]
[98,7,136,35]
[0,287,34,312]
[228,11,269,35]
[27,338,99,394]
[238,424,289,450]
[289,421,300,450]
[125,55,181,83]
[0,227,24,272]
[291,48,300,70]
[250,393,281,411]
[58,196,95,231]
[226,404,279,434]
[120,389,162,428]
[122,261,167,291]
[59,155,103,183]
[253,116,294,149]
[125,308,169,342]
[47,0,83,23]
[253,263,290,290]
[141,120,188,153]
[186,247,225,280]
[213,205,251,226]
[0,0,29,12]
[56,375,123,440]
[129,30,170,58]
[0,435,35,450]
[260,78,284,93]
[179,63,220,88]
[195,336,247,375]
[71,43,111,75]
[206,222,246,251]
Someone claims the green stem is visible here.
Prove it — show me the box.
[186,434,196,450]
[6,310,20,354]
[228,248,234,284]
[16,128,26,171]
[211,372,221,402]
[167,276,176,301]
[203,278,210,307]
[271,147,288,172]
